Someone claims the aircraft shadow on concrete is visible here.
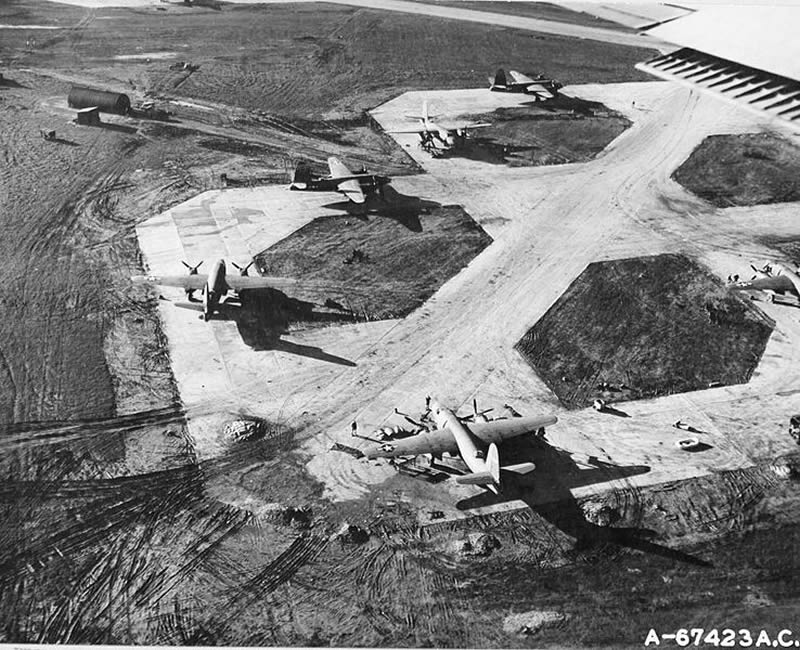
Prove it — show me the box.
[175,288,357,366]
[454,435,711,567]
[438,139,534,165]
[321,186,441,232]
[517,95,605,115]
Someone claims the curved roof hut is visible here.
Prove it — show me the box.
[68,86,131,114]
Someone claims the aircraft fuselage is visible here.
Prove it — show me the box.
[428,398,499,493]
[202,258,229,321]
[419,118,457,148]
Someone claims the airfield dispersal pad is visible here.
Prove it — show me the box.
[137,82,800,515]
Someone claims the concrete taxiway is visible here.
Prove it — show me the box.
[136,81,800,513]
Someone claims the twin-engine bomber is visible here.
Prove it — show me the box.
[489,68,563,101]
[290,156,390,204]
[389,100,491,152]
[134,258,343,321]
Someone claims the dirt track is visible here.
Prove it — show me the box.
[4,0,800,645]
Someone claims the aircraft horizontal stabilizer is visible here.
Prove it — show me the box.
[502,462,536,475]
[174,301,205,312]
[455,471,495,486]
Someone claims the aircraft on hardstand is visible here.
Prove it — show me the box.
[389,100,491,152]
[134,258,342,321]
[489,68,563,101]
[730,261,800,307]
[289,156,390,204]
[363,396,557,494]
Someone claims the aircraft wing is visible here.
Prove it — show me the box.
[364,427,458,459]
[388,127,427,135]
[467,414,558,445]
[435,120,492,131]
[508,70,536,85]
[226,275,368,297]
[134,274,207,290]
[336,179,366,204]
[327,156,352,179]
[634,7,800,127]
[225,275,291,292]
[523,83,554,98]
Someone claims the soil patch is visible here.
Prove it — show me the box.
[673,132,800,207]
[515,254,774,409]
[255,203,492,320]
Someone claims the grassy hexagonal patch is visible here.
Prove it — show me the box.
[673,133,800,207]
[255,203,491,321]
[515,254,773,409]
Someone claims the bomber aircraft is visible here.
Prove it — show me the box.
[364,396,557,494]
[290,156,390,204]
[389,100,491,152]
[135,258,332,321]
[731,261,800,307]
[489,68,563,101]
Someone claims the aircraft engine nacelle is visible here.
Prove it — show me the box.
[438,128,454,147]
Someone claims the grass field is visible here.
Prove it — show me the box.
[2,1,656,121]
[255,202,492,320]
[515,254,774,409]
[673,133,800,208]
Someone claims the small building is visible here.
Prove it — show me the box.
[75,106,101,126]
[68,85,130,114]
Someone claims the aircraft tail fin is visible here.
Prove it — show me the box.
[455,443,501,489]
[404,100,436,122]
[291,160,313,188]
[493,68,507,88]
[487,442,500,485]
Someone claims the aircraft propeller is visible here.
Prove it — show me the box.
[394,407,424,429]
[232,260,255,276]
[182,260,203,275]
[462,398,493,423]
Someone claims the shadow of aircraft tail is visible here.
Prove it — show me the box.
[455,435,711,567]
